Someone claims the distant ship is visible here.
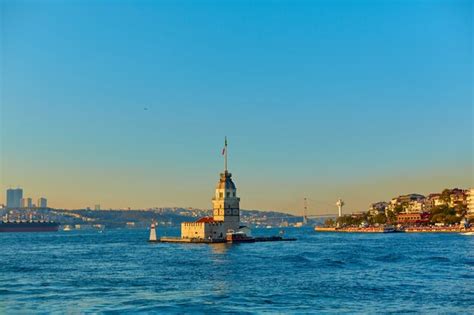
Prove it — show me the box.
[0,221,60,232]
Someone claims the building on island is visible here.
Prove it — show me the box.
[180,139,243,241]
[181,170,241,240]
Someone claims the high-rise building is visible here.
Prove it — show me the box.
[21,198,33,208]
[38,197,48,208]
[94,204,101,211]
[6,188,23,209]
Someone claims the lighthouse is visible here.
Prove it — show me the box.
[149,222,157,242]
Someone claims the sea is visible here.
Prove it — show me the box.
[1,227,473,313]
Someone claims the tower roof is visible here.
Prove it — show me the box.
[216,171,236,190]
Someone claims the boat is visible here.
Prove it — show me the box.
[226,230,255,243]
[460,232,474,236]
[0,221,60,232]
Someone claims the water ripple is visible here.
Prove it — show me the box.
[1,228,473,313]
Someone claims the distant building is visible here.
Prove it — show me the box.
[449,188,467,207]
[21,198,33,208]
[397,213,430,225]
[425,193,443,212]
[351,211,365,219]
[37,197,48,208]
[94,204,101,211]
[368,202,388,216]
[406,199,426,214]
[467,188,474,220]
[425,189,468,210]
[389,193,425,212]
[6,188,23,209]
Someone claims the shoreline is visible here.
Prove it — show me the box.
[315,226,474,234]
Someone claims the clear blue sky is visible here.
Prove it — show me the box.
[1,0,472,213]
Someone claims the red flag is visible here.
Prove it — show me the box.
[222,137,227,155]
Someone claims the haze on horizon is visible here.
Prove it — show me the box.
[1,0,472,214]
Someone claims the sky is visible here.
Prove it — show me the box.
[1,0,473,214]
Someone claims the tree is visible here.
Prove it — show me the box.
[430,204,459,224]
[373,213,387,225]
[387,210,397,224]
[324,218,335,227]
[393,204,404,214]
[454,204,467,217]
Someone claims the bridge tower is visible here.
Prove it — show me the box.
[303,197,308,225]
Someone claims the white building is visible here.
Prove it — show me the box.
[181,139,242,241]
[368,202,388,216]
[406,199,425,213]
[181,170,241,240]
[467,188,474,220]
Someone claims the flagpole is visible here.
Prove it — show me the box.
[224,137,228,172]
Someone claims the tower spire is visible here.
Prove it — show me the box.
[222,136,228,172]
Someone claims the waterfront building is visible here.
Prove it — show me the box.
[397,213,430,225]
[424,193,441,212]
[6,188,23,209]
[388,193,425,212]
[94,204,101,211]
[467,188,474,220]
[368,202,388,216]
[351,211,365,219]
[405,199,425,214]
[37,197,48,208]
[448,188,467,207]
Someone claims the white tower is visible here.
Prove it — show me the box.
[211,137,240,230]
[149,222,157,242]
[336,198,344,217]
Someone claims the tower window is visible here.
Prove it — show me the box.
[219,192,223,198]
[226,192,230,197]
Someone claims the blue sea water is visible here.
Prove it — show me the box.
[1,228,473,313]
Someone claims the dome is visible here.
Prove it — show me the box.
[216,171,236,190]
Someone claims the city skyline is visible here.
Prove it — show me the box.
[1,0,473,213]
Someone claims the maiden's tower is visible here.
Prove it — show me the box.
[156,138,295,243]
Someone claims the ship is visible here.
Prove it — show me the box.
[0,221,60,232]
